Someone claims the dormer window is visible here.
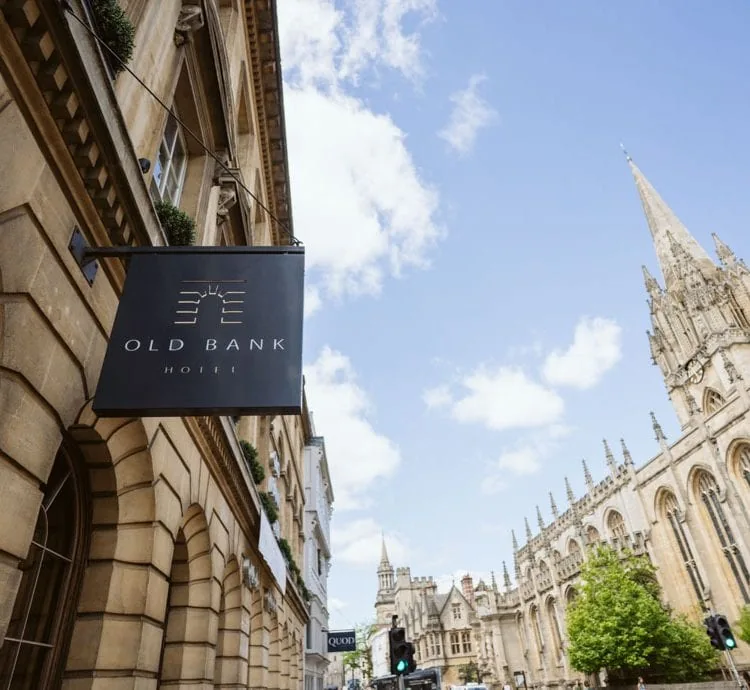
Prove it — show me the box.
[451,603,461,621]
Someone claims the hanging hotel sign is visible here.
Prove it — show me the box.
[327,630,357,653]
[92,246,305,417]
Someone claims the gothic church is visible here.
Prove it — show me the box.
[374,156,750,689]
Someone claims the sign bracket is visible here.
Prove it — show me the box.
[69,227,304,286]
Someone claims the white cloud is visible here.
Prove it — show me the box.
[305,347,401,510]
[277,0,443,313]
[284,88,442,299]
[542,316,623,389]
[446,366,564,431]
[438,74,498,155]
[305,285,323,318]
[480,426,573,495]
[332,517,408,566]
[279,0,437,88]
[328,597,348,613]
[434,570,493,594]
[422,384,452,409]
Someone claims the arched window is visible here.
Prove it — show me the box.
[567,539,582,558]
[0,445,90,688]
[734,443,750,486]
[530,605,544,655]
[565,587,578,606]
[703,388,726,415]
[585,526,600,545]
[546,598,564,662]
[607,510,627,539]
[695,471,750,602]
[515,613,529,663]
[538,560,550,577]
[660,491,705,606]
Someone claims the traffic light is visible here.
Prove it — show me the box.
[389,627,410,675]
[716,615,738,651]
[704,615,723,650]
[405,642,417,674]
[704,614,738,651]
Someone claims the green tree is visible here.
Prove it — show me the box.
[737,605,750,644]
[458,661,480,684]
[566,545,717,682]
[342,622,378,681]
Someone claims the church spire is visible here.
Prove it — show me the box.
[524,516,533,541]
[549,492,559,519]
[536,505,545,531]
[623,148,715,287]
[621,438,634,467]
[565,476,575,504]
[712,233,741,268]
[379,532,391,568]
[583,458,594,490]
[604,439,617,474]
[503,561,511,590]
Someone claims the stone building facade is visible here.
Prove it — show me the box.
[374,158,750,690]
[0,0,317,687]
[304,436,334,690]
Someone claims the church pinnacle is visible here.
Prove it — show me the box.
[379,532,390,568]
[623,147,716,287]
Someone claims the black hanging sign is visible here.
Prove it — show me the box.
[92,246,305,417]
[327,630,357,653]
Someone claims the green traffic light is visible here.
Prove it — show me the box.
[396,660,408,673]
[726,638,737,649]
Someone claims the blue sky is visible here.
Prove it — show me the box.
[277,0,750,629]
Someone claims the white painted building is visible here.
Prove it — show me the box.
[370,627,391,679]
[305,435,335,690]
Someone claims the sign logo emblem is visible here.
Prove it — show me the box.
[175,279,247,325]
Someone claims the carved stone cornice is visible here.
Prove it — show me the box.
[243,0,294,246]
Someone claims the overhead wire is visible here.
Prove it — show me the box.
[59,0,303,246]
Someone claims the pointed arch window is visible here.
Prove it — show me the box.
[546,598,564,662]
[0,445,90,688]
[607,511,627,539]
[703,388,726,415]
[585,526,600,545]
[661,491,705,605]
[736,444,750,487]
[567,539,582,558]
[695,472,750,602]
[530,605,544,654]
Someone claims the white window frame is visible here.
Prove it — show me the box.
[150,111,188,206]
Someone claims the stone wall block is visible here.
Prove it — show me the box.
[0,103,46,214]
[66,616,104,670]
[118,484,156,523]
[0,462,43,560]
[77,561,115,613]
[153,477,184,538]
[152,522,176,577]
[151,430,190,510]
[107,420,149,464]
[113,449,153,492]
[0,554,24,640]
[114,522,158,564]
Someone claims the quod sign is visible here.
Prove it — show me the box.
[93,247,305,417]
[327,630,357,653]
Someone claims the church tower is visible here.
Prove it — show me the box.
[375,535,396,627]
[627,151,750,428]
